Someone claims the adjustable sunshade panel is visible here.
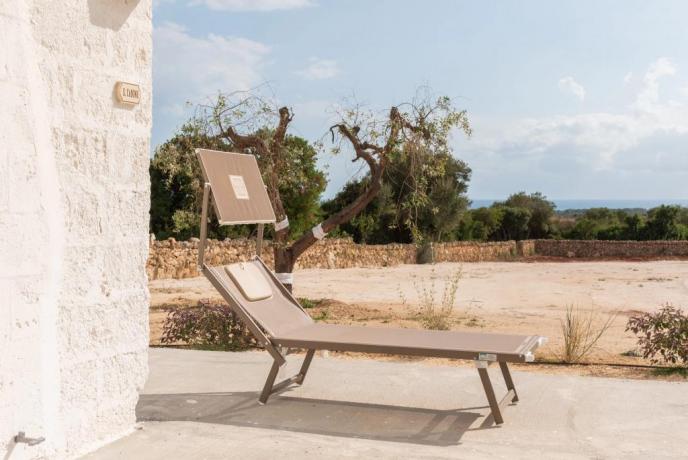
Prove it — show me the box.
[196,149,276,225]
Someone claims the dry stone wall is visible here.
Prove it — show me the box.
[431,241,520,262]
[148,238,524,280]
[532,239,688,258]
[147,237,417,279]
[148,237,688,280]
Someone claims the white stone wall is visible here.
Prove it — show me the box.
[0,1,152,458]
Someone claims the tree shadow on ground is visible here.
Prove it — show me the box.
[137,391,497,446]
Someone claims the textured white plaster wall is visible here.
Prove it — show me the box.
[0,1,152,458]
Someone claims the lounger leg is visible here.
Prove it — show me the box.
[476,362,504,425]
[259,350,316,404]
[499,361,519,403]
[296,349,315,385]
[259,359,281,405]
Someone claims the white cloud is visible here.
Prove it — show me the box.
[153,22,270,113]
[295,58,340,80]
[191,0,314,11]
[460,58,688,198]
[558,76,586,101]
[623,72,633,84]
[634,57,676,112]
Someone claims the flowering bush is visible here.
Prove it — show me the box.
[626,304,688,365]
[161,300,257,351]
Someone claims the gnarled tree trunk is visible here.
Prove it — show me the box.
[219,105,425,291]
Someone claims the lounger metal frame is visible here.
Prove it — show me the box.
[198,181,526,425]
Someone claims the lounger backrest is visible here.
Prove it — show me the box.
[205,258,313,337]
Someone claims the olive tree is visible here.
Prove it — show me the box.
[199,90,470,290]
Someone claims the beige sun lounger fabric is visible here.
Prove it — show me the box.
[206,262,312,338]
[206,258,541,363]
[274,324,540,362]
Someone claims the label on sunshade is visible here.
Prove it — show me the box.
[229,175,249,200]
[478,353,497,361]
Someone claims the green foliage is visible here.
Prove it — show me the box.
[459,200,688,242]
[493,206,532,241]
[499,192,556,239]
[456,206,502,240]
[324,92,472,245]
[274,135,327,237]
[150,121,230,240]
[455,192,556,241]
[323,150,472,244]
[627,304,688,365]
[297,297,321,309]
[556,205,688,241]
[564,208,639,240]
[149,119,326,240]
[643,205,688,240]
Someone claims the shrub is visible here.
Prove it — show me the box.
[559,305,615,363]
[161,300,256,351]
[626,304,688,365]
[413,267,462,330]
[297,297,320,309]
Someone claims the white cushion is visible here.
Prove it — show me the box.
[225,262,273,301]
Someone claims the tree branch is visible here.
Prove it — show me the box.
[222,125,268,153]
[289,115,398,260]
[272,107,293,148]
[288,106,429,261]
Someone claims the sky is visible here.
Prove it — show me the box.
[152,0,688,200]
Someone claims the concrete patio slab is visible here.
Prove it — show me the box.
[85,348,688,459]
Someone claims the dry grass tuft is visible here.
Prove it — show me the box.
[559,305,615,363]
[411,267,463,330]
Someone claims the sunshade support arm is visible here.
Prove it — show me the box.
[259,349,316,404]
[256,223,264,258]
[198,182,211,269]
[475,360,519,425]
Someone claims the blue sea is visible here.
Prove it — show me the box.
[470,199,688,211]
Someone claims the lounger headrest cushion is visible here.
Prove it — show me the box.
[225,262,273,301]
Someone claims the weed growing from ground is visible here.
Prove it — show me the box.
[409,267,463,330]
[559,305,615,363]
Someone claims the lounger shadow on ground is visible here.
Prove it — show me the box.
[137,391,489,446]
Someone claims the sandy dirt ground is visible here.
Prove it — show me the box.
[149,260,688,379]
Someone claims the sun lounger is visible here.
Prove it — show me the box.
[195,148,546,425]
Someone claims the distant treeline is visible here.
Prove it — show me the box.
[328,190,688,243]
[550,206,688,241]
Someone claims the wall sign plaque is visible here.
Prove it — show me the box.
[115,82,141,104]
